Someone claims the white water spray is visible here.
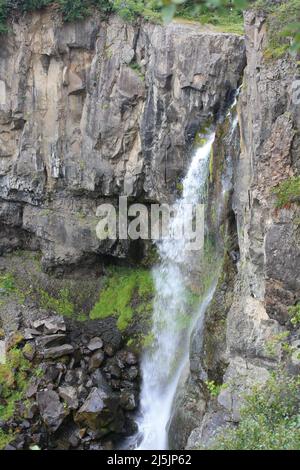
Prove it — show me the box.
[136,133,216,450]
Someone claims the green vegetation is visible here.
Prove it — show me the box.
[0,347,30,422]
[90,267,153,331]
[289,302,300,327]
[0,344,42,448]
[0,429,14,450]
[174,1,244,35]
[0,273,16,295]
[254,0,300,59]
[273,176,300,208]
[39,287,75,317]
[211,371,300,450]
[0,0,160,31]
[0,0,299,53]
[128,60,145,80]
[265,330,290,357]
[90,267,154,331]
[205,379,228,397]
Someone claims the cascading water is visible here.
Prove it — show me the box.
[136,133,216,450]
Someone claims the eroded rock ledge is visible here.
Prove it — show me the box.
[0,10,245,268]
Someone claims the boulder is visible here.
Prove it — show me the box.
[87,337,103,352]
[125,351,138,366]
[89,350,105,370]
[36,334,66,349]
[43,344,74,359]
[37,390,66,432]
[120,391,136,411]
[32,316,66,334]
[58,386,79,410]
[75,387,123,436]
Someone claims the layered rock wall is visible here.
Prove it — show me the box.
[0,9,245,267]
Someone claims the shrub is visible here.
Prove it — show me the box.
[289,302,300,327]
[211,372,300,450]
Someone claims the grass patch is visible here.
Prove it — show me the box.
[273,176,300,208]
[0,273,16,296]
[0,347,31,423]
[90,267,154,331]
[39,287,75,317]
[210,371,300,450]
[175,4,244,35]
[0,429,14,450]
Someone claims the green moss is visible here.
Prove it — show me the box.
[0,429,14,450]
[39,287,75,317]
[0,347,31,423]
[273,176,300,208]
[0,273,16,295]
[90,267,154,331]
[128,61,145,80]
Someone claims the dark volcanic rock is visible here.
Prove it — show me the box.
[89,350,105,370]
[37,390,66,432]
[87,337,103,351]
[75,387,124,436]
[43,344,74,359]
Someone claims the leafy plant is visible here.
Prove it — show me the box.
[211,371,300,450]
[288,302,300,327]
[205,379,228,397]
[39,287,75,317]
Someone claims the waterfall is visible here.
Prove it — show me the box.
[136,133,216,450]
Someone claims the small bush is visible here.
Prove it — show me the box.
[211,372,300,450]
[289,302,300,326]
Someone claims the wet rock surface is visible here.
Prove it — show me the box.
[169,9,300,450]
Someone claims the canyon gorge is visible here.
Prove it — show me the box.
[0,2,299,451]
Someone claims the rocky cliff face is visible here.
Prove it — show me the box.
[1,6,299,452]
[0,9,244,269]
[169,9,300,449]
